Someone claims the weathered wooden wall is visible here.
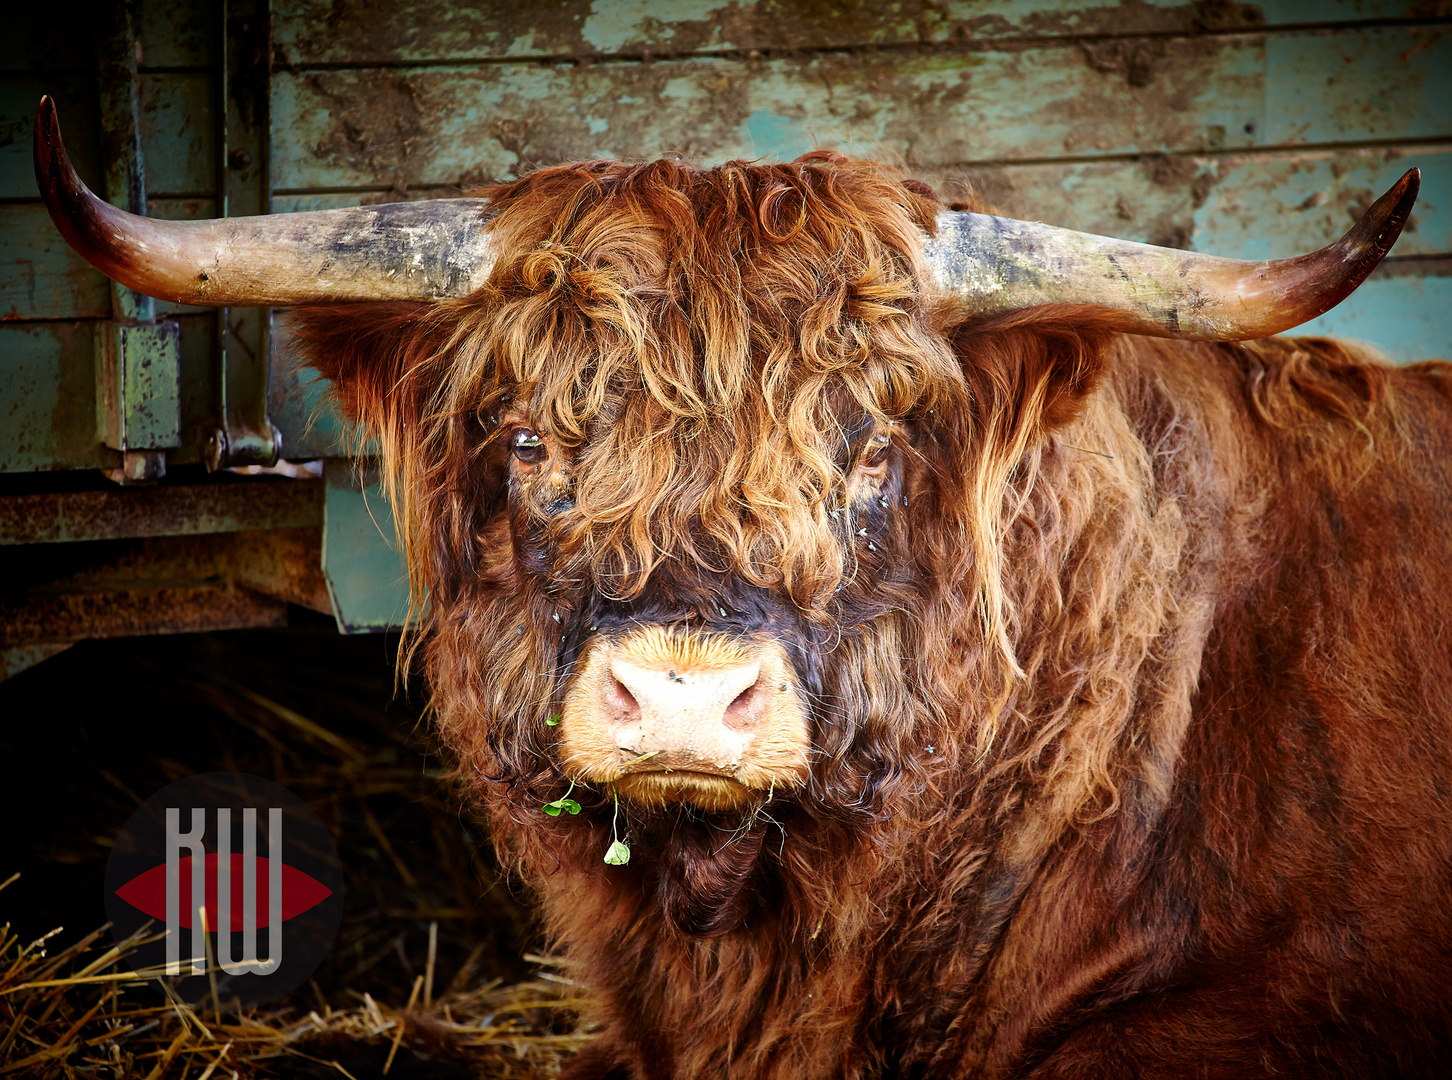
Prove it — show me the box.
[1,1,1448,656]
[3,0,1449,475]
[263,0,1449,362]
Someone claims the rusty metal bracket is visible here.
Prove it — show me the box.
[208,0,282,470]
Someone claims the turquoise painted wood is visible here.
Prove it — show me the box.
[2,0,1452,450]
[1295,277,1452,364]
[1192,150,1451,261]
[270,0,1447,63]
[269,27,1451,192]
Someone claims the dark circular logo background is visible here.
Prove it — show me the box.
[104,772,344,1009]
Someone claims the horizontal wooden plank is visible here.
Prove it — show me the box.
[1264,26,1450,146]
[0,203,111,320]
[271,0,1449,65]
[1190,147,1449,259]
[0,580,287,647]
[956,146,1450,257]
[1294,273,1451,363]
[270,27,1448,191]
[271,146,1450,262]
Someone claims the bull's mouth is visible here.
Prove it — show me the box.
[558,626,811,812]
[612,771,757,813]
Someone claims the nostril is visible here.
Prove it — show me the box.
[607,677,640,719]
[722,681,762,730]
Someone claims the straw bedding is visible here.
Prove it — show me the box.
[0,620,590,1079]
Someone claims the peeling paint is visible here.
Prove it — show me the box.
[742,110,814,160]
[581,0,730,55]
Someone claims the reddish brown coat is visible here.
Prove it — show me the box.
[294,155,1452,1079]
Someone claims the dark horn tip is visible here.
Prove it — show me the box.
[1390,166,1420,225]
[1366,167,1420,250]
[33,95,65,186]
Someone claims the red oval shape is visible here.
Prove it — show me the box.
[114,854,332,930]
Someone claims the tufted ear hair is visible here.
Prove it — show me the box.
[947,304,1136,442]
[286,302,447,434]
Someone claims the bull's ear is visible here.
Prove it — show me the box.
[286,302,445,430]
[946,304,1134,440]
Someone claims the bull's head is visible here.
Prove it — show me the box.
[35,97,1419,905]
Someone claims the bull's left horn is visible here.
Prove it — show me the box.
[33,96,495,306]
[924,169,1419,341]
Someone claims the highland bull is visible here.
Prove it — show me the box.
[35,96,1452,1078]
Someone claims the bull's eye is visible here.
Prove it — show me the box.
[861,432,892,470]
[512,428,548,465]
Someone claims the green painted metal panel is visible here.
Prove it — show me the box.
[0,314,222,474]
[270,25,1446,193]
[270,0,1444,64]
[321,459,411,633]
[116,321,183,449]
[269,360,353,461]
[172,311,221,466]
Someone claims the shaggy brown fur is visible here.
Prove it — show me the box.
[292,152,1452,1078]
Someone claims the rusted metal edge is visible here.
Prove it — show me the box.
[0,479,323,545]
[0,585,288,648]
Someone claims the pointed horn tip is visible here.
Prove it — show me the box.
[1390,166,1420,223]
[1332,168,1418,280]
[1368,167,1419,241]
[35,94,57,141]
[33,95,64,178]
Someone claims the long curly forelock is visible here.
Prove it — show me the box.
[414,154,963,608]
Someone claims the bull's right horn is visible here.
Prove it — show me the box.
[924,169,1419,341]
[34,95,496,307]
